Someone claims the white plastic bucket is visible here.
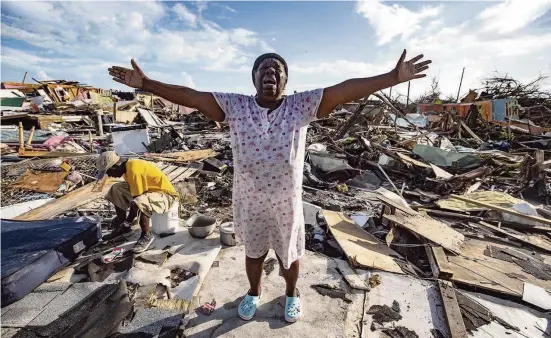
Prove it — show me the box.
[151,201,179,235]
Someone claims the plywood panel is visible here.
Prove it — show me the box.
[14,178,121,221]
[448,238,551,297]
[323,210,405,274]
[384,212,464,254]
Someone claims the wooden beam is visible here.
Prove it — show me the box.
[450,194,551,227]
[425,245,440,279]
[18,150,91,158]
[475,221,551,253]
[18,122,24,153]
[25,126,35,148]
[459,120,482,144]
[438,280,468,338]
[377,194,416,216]
[14,178,121,221]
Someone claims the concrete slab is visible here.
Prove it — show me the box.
[357,270,448,338]
[29,282,103,326]
[1,327,21,338]
[145,227,222,302]
[2,291,62,312]
[184,246,364,338]
[118,308,183,336]
[1,307,45,327]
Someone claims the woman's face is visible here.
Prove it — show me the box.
[254,58,287,101]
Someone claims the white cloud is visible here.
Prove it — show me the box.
[1,1,273,90]
[350,0,551,101]
[356,0,442,45]
[230,28,258,47]
[291,60,390,77]
[259,41,275,52]
[173,3,197,28]
[478,0,551,34]
[181,71,195,88]
[36,71,49,81]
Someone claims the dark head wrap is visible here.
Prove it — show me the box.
[252,53,288,83]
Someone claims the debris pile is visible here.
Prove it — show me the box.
[1,75,550,337]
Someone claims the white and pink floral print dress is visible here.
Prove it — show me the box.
[213,89,323,269]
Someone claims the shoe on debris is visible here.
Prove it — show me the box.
[134,232,155,253]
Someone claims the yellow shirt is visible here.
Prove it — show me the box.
[124,159,178,197]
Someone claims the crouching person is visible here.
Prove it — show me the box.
[96,151,179,253]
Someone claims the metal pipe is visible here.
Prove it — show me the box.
[456,67,465,102]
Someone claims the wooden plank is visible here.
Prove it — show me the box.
[171,168,197,183]
[396,152,431,168]
[425,245,440,279]
[18,150,91,158]
[322,210,405,274]
[14,178,121,221]
[476,221,551,253]
[430,163,453,179]
[451,194,551,226]
[333,258,370,291]
[146,149,216,163]
[438,280,469,338]
[447,238,551,297]
[161,165,179,176]
[459,120,482,144]
[377,194,416,216]
[432,246,454,279]
[383,211,464,254]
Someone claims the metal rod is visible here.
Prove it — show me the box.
[406,81,411,107]
[377,163,403,198]
[22,71,28,83]
[456,67,465,102]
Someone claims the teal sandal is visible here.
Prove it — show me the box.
[285,289,301,323]
[238,291,261,321]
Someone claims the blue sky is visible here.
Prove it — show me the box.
[2,0,551,100]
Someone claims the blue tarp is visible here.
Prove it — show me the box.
[492,98,509,122]
[1,216,101,306]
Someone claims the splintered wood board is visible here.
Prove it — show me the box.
[166,167,197,183]
[14,178,121,221]
[476,221,551,253]
[149,149,216,163]
[383,212,464,254]
[322,210,405,274]
[438,280,468,338]
[451,194,551,226]
[447,238,551,297]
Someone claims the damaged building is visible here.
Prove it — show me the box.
[1,76,550,338]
